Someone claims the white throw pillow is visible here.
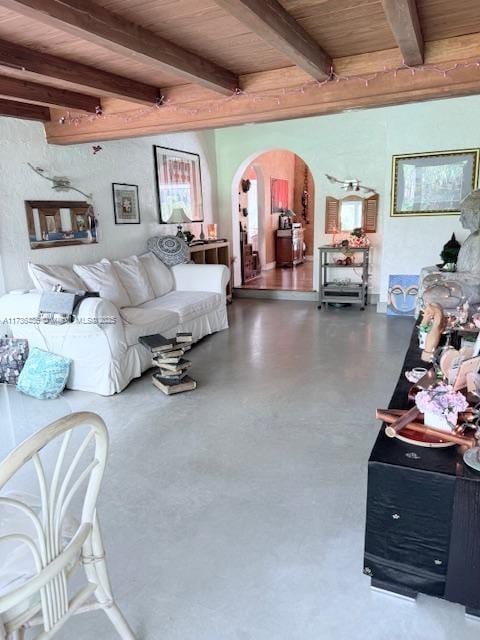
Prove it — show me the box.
[28,262,85,292]
[112,255,154,307]
[73,259,131,309]
[139,252,174,298]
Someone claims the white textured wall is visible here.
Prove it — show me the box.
[214,95,480,303]
[0,118,218,293]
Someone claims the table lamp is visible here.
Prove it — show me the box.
[168,207,191,240]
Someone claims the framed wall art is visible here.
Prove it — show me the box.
[391,149,479,217]
[25,200,97,249]
[112,183,140,224]
[271,178,289,214]
[153,145,204,223]
[387,274,419,316]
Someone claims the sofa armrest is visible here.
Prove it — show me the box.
[0,292,127,357]
[171,263,230,295]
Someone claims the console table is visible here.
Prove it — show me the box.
[318,246,369,309]
[364,325,480,615]
[188,241,232,302]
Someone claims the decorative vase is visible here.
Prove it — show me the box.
[424,410,457,433]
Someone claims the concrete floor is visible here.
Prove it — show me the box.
[13,300,480,639]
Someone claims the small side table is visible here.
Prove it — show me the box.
[318,246,369,310]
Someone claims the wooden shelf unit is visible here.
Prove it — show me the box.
[188,241,232,302]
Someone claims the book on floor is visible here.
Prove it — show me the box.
[152,355,183,366]
[152,371,188,384]
[152,373,197,395]
[176,332,193,344]
[155,348,186,359]
[157,358,192,374]
[139,334,176,353]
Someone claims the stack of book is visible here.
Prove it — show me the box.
[139,332,196,395]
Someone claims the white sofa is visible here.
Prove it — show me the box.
[0,253,230,395]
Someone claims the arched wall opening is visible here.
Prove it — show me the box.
[231,148,315,289]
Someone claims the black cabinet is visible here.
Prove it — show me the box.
[364,325,480,614]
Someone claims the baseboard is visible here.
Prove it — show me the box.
[262,262,276,271]
[234,288,318,301]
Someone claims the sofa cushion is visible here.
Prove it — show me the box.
[73,259,131,309]
[112,255,154,307]
[28,262,85,292]
[138,291,222,323]
[147,235,189,267]
[17,347,71,400]
[121,306,179,347]
[139,252,174,298]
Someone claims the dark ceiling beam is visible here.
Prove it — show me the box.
[0,75,100,111]
[214,0,332,80]
[0,0,238,95]
[381,0,424,65]
[0,96,50,120]
[0,38,160,104]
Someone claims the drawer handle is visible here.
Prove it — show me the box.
[434,559,442,566]
[392,513,400,520]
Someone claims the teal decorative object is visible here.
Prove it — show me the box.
[17,348,71,399]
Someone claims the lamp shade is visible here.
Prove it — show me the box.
[168,207,191,224]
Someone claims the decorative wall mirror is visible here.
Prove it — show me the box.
[25,201,97,249]
[325,194,378,234]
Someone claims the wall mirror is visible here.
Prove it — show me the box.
[325,194,378,234]
[25,201,97,249]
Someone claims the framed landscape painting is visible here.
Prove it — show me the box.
[391,149,479,217]
[153,145,204,223]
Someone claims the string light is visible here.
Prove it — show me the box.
[57,59,480,127]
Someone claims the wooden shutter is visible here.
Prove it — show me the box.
[325,197,340,234]
[362,194,378,233]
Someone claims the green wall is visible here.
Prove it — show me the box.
[214,94,480,306]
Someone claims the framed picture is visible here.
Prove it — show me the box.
[387,274,419,316]
[153,145,204,223]
[391,149,479,217]
[25,200,97,249]
[112,183,140,224]
[271,178,288,213]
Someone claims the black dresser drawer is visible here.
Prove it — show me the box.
[364,461,456,596]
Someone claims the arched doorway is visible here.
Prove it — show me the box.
[231,149,315,292]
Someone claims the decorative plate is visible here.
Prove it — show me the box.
[463,447,480,471]
[396,427,455,448]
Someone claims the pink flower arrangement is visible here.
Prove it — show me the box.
[415,383,468,427]
[349,228,370,248]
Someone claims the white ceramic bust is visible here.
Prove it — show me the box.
[457,190,480,274]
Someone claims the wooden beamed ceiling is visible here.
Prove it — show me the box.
[381,0,424,65]
[213,0,332,80]
[0,0,477,137]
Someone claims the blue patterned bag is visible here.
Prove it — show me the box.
[0,338,29,385]
[17,348,71,399]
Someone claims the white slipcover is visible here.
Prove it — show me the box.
[0,257,230,395]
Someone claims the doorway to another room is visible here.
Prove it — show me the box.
[235,150,315,293]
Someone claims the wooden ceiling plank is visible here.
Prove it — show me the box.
[0,75,100,111]
[0,96,49,120]
[381,0,424,65]
[0,38,159,104]
[214,0,332,80]
[0,0,239,95]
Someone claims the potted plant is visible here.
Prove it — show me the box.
[415,383,468,432]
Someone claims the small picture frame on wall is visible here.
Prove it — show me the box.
[391,149,479,217]
[112,183,140,224]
